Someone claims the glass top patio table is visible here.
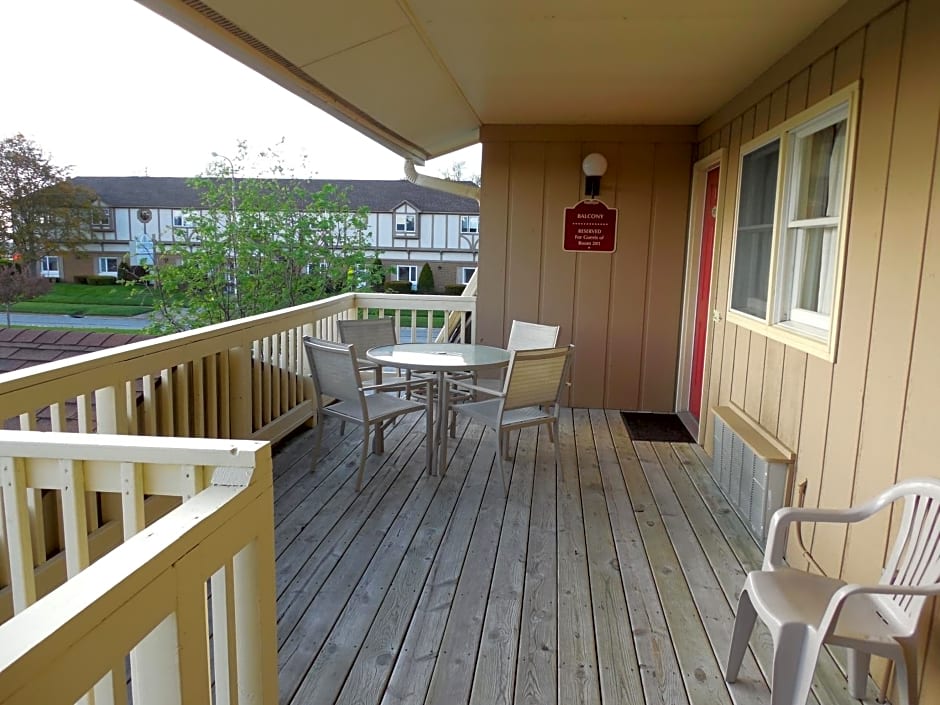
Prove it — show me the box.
[365,343,511,372]
[366,343,510,476]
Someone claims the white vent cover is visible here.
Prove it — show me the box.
[710,406,794,545]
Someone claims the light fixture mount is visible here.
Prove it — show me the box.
[582,153,608,198]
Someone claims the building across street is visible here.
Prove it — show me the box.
[47,177,480,292]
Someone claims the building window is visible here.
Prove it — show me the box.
[172,210,194,228]
[394,205,417,236]
[727,86,857,360]
[460,215,479,234]
[397,265,417,290]
[40,255,61,278]
[459,267,477,284]
[98,257,120,276]
[91,207,112,230]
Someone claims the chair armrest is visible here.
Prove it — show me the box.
[447,378,504,398]
[361,378,433,395]
[764,505,884,570]
[818,582,940,638]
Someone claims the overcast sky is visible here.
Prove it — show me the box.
[0,0,481,181]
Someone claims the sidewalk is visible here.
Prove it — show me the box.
[3,312,153,330]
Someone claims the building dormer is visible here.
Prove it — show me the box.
[392,201,419,239]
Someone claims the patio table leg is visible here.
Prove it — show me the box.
[437,370,448,475]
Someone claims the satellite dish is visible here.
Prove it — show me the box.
[137,208,152,223]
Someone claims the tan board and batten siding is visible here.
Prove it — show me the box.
[477,0,940,698]
[697,0,940,698]
[477,126,695,410]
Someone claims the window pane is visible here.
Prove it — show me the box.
[785,225,836,319]
[793,120,847,220]
[731,140,779,318]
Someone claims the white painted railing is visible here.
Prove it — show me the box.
[0,292,475,445]
[0,431,276,705]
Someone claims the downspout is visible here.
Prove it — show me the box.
[404,159,480,203]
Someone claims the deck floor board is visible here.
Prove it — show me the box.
[273,408,874,705]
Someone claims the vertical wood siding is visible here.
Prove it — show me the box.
[478,129,694,410]
[698,0,940,694]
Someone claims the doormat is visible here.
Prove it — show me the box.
[621,412,694,443]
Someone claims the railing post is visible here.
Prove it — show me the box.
[232,489,277,704]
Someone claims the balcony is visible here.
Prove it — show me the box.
[0,292,873,704]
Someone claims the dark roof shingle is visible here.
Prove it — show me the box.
[71,176,479,214]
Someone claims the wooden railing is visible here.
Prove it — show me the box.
[0,292,476,445]
[0,431,276,705]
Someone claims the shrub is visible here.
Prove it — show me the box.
[444,284,466,296]
[86,275,119,286]
[118,262,149,282]
[417,263,435,293]
[385,280,413,294]
[73,275,89,284]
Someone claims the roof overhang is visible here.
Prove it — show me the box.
[136,0,849,161]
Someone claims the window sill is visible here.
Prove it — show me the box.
[726,309,835,362]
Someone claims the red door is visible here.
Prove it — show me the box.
[689,166,720,420]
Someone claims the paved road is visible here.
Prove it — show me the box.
[4,312,153,330]
[4,313,444,339]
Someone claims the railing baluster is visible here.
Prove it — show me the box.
[229,346,252,438]
[159,369,174,436]
[17,415,46,568]
[211,560,237,705]
[192,358,205,438]
[60,459,90,578]
[141,374,157,436]
[260,336,275,426]
[206,355,219,439]
[220,350,231,438]
[174,364,191,437]
[77,394,92,433]
[1,456,37,612]
[125,380,138,435]
[252,340,263,432]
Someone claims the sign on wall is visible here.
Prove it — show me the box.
[563,199,618,253]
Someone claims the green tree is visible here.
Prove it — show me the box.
[438,160,481,187]
[0,134,98,273]
[148,141,374,333]
[0,260,52,327]
[417,262,435,293]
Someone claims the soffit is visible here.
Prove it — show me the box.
[138,0,847,159]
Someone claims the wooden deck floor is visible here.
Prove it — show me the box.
[271,409,876,705]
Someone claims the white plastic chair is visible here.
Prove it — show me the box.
[303,337,433,491]
[725,477,940,705]
[446,345,573,495]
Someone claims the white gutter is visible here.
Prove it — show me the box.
[404,160,480,203]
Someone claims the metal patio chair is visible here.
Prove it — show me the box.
[446,345,573,495]
[303,336,433,491]
[725,477,940,705]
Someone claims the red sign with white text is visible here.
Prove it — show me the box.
[563,199,618,253]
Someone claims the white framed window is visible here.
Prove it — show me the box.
[460,215,479,234]
[727,84,858,361]
[172,210,194,228]
[40,255,61,278]
[97,256,120,276]
[394,205,417,236]
[459,266,477,284]
[91,207,112,229]
[397,265,417,290]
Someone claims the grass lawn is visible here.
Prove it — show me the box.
[364,309,446,327]
[12,283,154,317]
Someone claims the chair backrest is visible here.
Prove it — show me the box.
[876,478,940,628]
[338,318,398,352]
[302,336,364,403]
[502,345,573,411]
[506,320,561,351]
